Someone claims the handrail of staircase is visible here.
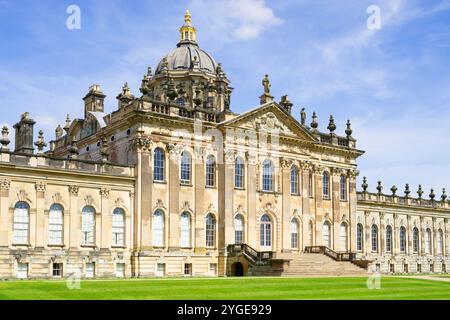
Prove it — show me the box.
[304,246,357,261]
[227,243,274,262]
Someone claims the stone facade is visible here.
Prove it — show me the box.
[0,11,448,279]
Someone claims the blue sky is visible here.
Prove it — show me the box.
[1,0,450,196]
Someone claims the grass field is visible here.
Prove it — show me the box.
[0,276,449,300]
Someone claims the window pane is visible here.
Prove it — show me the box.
[180,212,191,247]
[112,208,125,246]
[206,214,216,247]
[206,155,216,187]
[180,152,191,184]
[14,202,29,244]
[152,210,164,247]
[323,173,330,198]
[49,204,64,245]
[154,148,165,182]
[81,206,95,245]
[262,160,274,192]
[235,158,244,189]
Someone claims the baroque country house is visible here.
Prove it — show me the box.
[0,11,448,279]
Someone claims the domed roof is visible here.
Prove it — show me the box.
[154,10,218,76]
[155,43,217,75]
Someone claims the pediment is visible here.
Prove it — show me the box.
[219,102,316,142]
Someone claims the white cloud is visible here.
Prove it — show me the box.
[188,0,283,41]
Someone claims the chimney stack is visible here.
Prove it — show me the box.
[13,112,36,154]
[83,84,106,118]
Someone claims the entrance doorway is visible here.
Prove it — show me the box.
[233,262,244,277]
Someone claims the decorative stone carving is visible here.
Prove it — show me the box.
[0,179,11,190]
[99,188,110,198]
[154,199,165,210]
[35,182,47,193]
[281,158,293,169]
[182,201,190,212]
[84,195,94,206]
[52,193,63,204]
[17,190,30,203]
[132,136,153,152]
[68,185,79,196]
[115,198,125,208]
[313,165,324,175]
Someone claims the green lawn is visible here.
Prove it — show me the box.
[0,276,449,300]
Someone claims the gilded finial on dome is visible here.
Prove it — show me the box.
[184,10,192,23]
[180,9,197,44]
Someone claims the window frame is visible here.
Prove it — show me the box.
[339,175,347,201]
[371,225,379,253]
[234,157,245,189]
[48,204,64,246]
[81,206,95,246]
[180,151,192,186]
[356,223,363,251]
[234,214,244,244]
[13,202,30,245]
[290,166,299,195]
[385,225,393,253]
[205,155,216,188]
[180,212,191,248]
[152,209,165,248]
[322,172,330,199]
[290,219,299,249]
[153,148,166,182]
[262,159,274,192]
[112,208,125,247]
[205,213,216,248]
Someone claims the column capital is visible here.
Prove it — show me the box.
[35,182,47,193]
[0,179,10,190]
[68,185,79,196]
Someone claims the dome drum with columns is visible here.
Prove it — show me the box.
[140,10,234,119]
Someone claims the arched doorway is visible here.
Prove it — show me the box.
[233,262,244,277]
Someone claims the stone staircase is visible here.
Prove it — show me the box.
[271,252,368,277]
[227,244,370,277]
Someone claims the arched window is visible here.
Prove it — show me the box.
[308,221,314,246]
[290,166,299,195]
[235,157,245,189]
[291,219,299,249]
[13,202,29,244]
[413,227,420,253]
[206,155,216,187]
[371,225,378,252]
[206,213,216,247]
[180,151,191,185]
[322,221,331,247]
[234,214,244,244]
[262,159,274,192]
[48,204,64,245]
[81,206,95,245]
[112,208,125,246]
[340,175,347,201]
[356,223,363,251]
[437,229,444,254]
[322,172,330,199]
[340,222,348,251]
[152,210,165,247]
[153,148,165,182]
[425,228,431,254]
[180,212,191,248]
[386,225,393,253]
[400,227,406,253]
[260,214,272,249]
